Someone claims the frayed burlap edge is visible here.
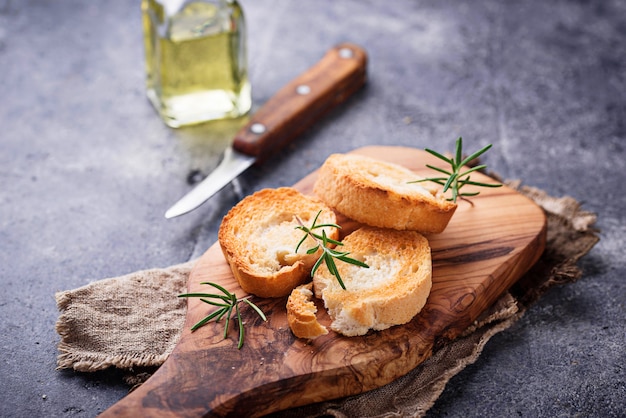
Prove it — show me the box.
[55,261,193,374]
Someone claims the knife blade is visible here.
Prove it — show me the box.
[164,43,368,219]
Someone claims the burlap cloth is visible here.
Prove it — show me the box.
[55,183,599,417]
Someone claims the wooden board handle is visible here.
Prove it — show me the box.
[232,43,367,163]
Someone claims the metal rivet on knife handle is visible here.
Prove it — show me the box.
[296,84,311,95]
[339,47,354,59]
[250,123,267,135]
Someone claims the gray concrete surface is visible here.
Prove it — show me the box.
[1,0,624,416]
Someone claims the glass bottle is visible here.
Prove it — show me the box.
[141,0,251,128]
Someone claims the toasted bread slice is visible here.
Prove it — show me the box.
[313,153,457,233]
[312,226,432,336]
[218,187,339,298]
[286,283,329,339]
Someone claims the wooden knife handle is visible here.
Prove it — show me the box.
[232,43,367,163]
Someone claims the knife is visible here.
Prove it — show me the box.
[164,43,368,219]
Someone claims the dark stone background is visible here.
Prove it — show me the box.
[1,0,624,416]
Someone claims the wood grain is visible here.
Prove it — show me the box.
[233,43,367,163]
[101,146,546,417]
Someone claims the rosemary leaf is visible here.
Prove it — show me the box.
[458,165,488,179]
[425,148,454,164]
[455,138,463,165]
[306,246,319,255]
[199,298,230,308]
[236,303,244,350]
[191,308,227,331]
[223,304,234,340]
[325,253,339,277]
[295,234,308,253]
[412,137,502,203]
[295,211,369,290]
[311,253,325,277]
[425,164,453,176]
[200,281,231,296]
[313,222,342,229]
[459,191,481,198]
[179,282,267,350]
[336,254,369,268]
[311,233,343,247]
[442,172,458,193]
[460,143,493,167]
[178,292,228,300]
[243,298,267,321]
[216,307,229,322]
[459,180,503,188]
[324,253,346,289]
[413,177,448,186]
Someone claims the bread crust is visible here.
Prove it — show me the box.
[218,187,339,298]
[313,153,457,233]
[313,226,432,336]
[286,283,328,339]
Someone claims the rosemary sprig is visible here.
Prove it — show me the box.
[179,282,266,349]
[410,137,502,203]
[295,210,369,290]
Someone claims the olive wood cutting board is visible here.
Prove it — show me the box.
[102,146,547,417]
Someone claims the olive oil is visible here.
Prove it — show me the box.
[142,0,251,128]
